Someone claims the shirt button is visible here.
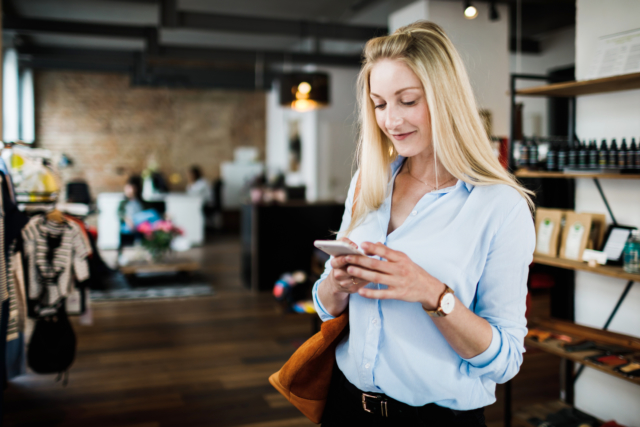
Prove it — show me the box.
[411,210,417,216]
[372,319,377,324]
[365,364,370,369]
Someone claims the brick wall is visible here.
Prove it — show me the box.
[35,71,266,196]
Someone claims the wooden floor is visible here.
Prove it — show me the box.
[4,236,559,427]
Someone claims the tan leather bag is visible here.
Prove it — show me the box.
[268,176,361,424]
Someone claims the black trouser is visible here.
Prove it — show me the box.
[322,365,487,427]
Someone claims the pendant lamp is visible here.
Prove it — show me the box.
[279,72,330,112]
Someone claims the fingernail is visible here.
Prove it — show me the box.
[346,256,352,262]
[347,267,353,273]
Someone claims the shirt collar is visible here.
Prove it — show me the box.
[390,156,474,193]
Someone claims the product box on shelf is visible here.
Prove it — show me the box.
[586,213,607,250]
[534,208,567,257]
[560,212,593,261]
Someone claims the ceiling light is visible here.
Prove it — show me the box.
[489,1,500,21]
[297,82,312,95]
[279,73,330,112]
[464,1,478,19]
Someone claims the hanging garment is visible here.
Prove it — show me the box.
[0,173,8,324]
[7,241,26,340]
[22,215,90,316]
[0,158,16,203]
[63,215,93,258]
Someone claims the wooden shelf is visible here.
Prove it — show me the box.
[527,317,640,387]
[533,254,640,282]
[514,169,640,180]
[515,72,640,97]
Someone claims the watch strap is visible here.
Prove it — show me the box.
[423,284,454,317]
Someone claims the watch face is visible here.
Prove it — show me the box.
[441,293,455,314]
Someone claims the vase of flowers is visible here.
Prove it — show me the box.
[136,219,183,263]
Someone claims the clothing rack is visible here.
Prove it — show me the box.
[0,147,95,421]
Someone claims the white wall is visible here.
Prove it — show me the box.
[265,66,359,202]
[573,1,640,425]
[511,26,576,137]
[389,0,511,136]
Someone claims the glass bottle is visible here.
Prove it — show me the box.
[608,138,619,170]
[518,140,529,169]
[529,138,539,169]
[635,137,640,170]
[629,138,637,170]
[568,140,577,168]
[618,138,628,169]
[598,139,608,169]
[547,142,557,171]
[589,140,598,169]
[623,230,640,274]
[557,140,567,170]
[578,140,588,169]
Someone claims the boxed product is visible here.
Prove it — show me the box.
[585,213,606,250]
[534,208,566,257]
[560,212,593,261]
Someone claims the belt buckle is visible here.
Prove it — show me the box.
[362,393,388,417]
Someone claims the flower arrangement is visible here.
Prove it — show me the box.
[136,219,183,262]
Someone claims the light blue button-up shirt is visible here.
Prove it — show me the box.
[312,156,535,410]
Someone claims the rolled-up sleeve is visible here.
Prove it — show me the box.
[460,198,534,384]
[311,171,359,322]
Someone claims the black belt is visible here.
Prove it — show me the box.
[337,368,483,421]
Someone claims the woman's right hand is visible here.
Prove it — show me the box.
[327,237,369,295]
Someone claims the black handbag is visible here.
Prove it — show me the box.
[27,306,76,384]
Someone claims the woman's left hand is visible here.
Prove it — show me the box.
[345,241,445,310]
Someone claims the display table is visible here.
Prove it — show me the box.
[120,260,201,276]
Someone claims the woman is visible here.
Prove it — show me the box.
[313,21,535,426]
[186,165,212,206]
[118,175,144,235]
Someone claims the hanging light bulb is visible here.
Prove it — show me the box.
[279,73,330,112]
[464,1,478,19]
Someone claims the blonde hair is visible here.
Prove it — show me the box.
[345,21,533,236]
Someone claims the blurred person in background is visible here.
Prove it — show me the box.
[187,165,212,206]
[118,175,144,234]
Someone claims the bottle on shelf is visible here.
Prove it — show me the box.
[598,139,608,169]
[588,140,598,169]
[634,137,640,170]
[529,137,539,169]
[578,140,588,169]
[623,230,640,274]
[629,138,637,170]
[608,138,619,170]
[518,140,529,169]
[547,142,557,171]
[618,138,628,169]
[568,139,577,168]
[557,140,567,171]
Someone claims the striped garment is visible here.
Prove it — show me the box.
[22,215,90,316]
[0,174,6,324]
[6,241,27,341]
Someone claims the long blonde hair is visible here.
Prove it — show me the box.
[345,21,533,236]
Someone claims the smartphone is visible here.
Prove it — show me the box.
[314,240,365,257]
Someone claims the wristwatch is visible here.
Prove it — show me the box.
[423,284,455,317]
